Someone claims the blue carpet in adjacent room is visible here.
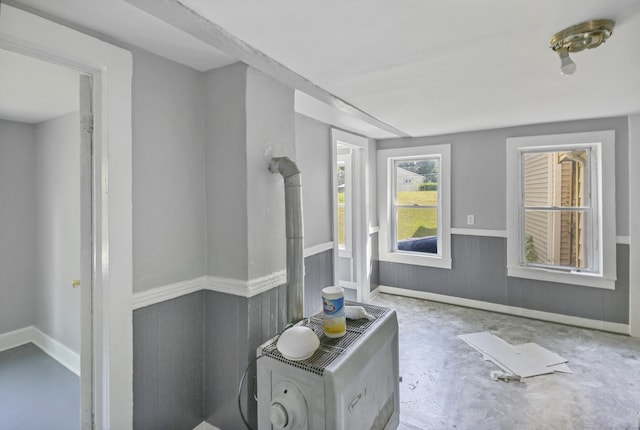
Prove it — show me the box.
[0,343,79,430]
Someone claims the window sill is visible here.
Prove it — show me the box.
[380,251,452,269]
[507,266,615,290]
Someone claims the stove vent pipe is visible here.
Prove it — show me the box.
[269,156,304,324]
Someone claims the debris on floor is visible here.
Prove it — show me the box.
[458,331,571,380]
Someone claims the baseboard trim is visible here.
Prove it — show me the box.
[0,326,80,375]
[193,421,220,430]
[0,326,33,353]
[32,327,80,376]
[378,286,630,335]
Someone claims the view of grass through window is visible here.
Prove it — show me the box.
[337,164,346,247]
[394,159,439,254]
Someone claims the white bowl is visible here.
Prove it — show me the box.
[276,326,320,361]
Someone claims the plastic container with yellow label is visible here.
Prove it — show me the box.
[322,286,346,338]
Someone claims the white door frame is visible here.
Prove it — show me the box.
[630,115,640,337]
[0,4,134,429]
[331,129,371,302]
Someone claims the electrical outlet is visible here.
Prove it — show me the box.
[467,215,475,225]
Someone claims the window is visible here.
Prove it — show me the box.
[506,131,616,289]
[336,152,352,254]
[378,144,451,269]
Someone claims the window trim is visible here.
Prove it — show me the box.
[506,131,616,289]
[378,144,451,269]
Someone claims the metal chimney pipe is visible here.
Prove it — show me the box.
[269,156,304,324]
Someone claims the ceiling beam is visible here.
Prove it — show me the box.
[124,0,410,138]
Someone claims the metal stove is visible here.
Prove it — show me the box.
[257,301,399,430]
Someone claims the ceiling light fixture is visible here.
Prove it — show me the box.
[550,19,615,76]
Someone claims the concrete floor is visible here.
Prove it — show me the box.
[372,293,640,430]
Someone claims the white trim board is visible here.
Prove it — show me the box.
[304,241,333,258]
[133,241,335,309]
[617,236,631,245]
[132,277,205,310]
[378,286,629,335]
[0,326,33,353]
[451,228,507,238]
[193,422,221,430]
[133,272,287,309]
[0,326,80,376]
[449,228,630,244]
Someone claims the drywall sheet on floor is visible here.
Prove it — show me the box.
[458,332,570,378]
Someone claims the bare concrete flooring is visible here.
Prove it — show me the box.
[372,293,640,430]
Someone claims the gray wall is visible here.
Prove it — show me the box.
[0,120,37,334]
[377,116,631,323]
[304,248,334,315]
[378,116,630,234]
[204,64,296,281]
[380,236,629,323]
[204,63,249,281]
[204,286,287,429]
[35,112,81,352]
[245,67,295,280]
[295,113,332,247]
[133,249,333,430]
[132,48,207,293]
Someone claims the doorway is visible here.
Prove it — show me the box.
[0,47,92,429]
[332,129,371,302]
[1,4,134,427]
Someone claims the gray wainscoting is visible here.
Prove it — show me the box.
[370,233,380,292]
[203,285,287,429]
[304,248,334,315]
[379,235,630,324]
[133,251,335,430]
[133,291,205,430]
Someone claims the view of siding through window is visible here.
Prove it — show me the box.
[394,158,439,254]
[523,149,589,270]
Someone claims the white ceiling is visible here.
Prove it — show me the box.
[176,0,640,137]
[7,0,640,137]
[0,48,79,123]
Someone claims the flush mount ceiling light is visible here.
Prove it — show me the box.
[550,19,615,76]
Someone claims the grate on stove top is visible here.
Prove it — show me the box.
[261,301,391,376]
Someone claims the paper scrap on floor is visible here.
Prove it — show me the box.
[458,331,571,378]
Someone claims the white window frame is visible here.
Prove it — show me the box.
[506,131,616,289]
[377,144,451,269]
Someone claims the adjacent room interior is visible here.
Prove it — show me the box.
[0,1,639,429]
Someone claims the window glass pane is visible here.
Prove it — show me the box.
[395,159,438,205]
[523,150,588,207]
[523,209,589,269]
[337,164,345,247]
[396,207,438,254]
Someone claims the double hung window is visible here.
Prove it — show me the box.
[506,131,616,289]
[378,144,451,269]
